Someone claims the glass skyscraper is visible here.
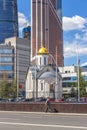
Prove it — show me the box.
[0,0,18,43]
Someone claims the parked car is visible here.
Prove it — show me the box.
[55,99,65,103]
[80,97,87,103]
[35,97,46,102]
[49,98,55,102]
[0,98,8,102]
[21,98,34,102]
[65,97,77,102]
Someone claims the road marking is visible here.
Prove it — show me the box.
[0,118,20,120]
[0,122,87,129]
[24,116,42,119]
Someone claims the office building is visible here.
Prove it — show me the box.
[22,26,31,40]
[59,66,87,96]
[31,0,63,67]
[0,43,14,82]
[0,0,18,43]
[56,0,62,21]
[0,37,30,97]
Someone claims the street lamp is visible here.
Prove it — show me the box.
[17,50,19,100]
[76,43,80,102]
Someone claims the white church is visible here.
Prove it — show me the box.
[26,46,62,100]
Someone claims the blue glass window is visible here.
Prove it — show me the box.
[0,65,13,71]
[0,57,13,62]
[0,0,18,43]
[62,77,71,81]
[63,76,77,82]
[0,49,13,54]
[84,76,87,81]
[8,74,14,78]
[71,76,77,81]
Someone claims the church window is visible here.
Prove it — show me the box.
[41,83,43,90]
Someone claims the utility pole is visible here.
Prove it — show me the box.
[77,43,80,102]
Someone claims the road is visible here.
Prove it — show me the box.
[0,111,87,130]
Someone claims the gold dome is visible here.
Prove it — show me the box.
[38,46,48,55]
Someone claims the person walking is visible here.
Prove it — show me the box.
[45,97,51,112]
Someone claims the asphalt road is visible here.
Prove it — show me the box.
[0,111,87,130]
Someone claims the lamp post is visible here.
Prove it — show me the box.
[49,49,59,100]
[77,61,80,102]
[17,50,19,100]
[76,43,80,102]
[55,46,58,100]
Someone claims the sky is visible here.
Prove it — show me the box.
[17,0,87,67]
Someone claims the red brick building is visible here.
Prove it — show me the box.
[31,0,63,67]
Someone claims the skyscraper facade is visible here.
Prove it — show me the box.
[0,0,18,43]
[22,26,31,40]
[31,0,63,67]
[56,0,62,21]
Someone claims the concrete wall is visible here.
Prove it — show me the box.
[0,103,87,113]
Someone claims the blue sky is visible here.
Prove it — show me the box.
[17,0,87,66]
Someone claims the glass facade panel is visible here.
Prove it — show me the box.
[0,73,14,78]
[0,49,13,53]
[0,0,18,43]
[8,73,14,78]
[63,76,77,82]
[84,76,87,81]
[56,0,62,21]
[71,76,77,81]
[63,77,71,81]
[62,82,76,88]
[0,65,13,71]
[0,57,13,62]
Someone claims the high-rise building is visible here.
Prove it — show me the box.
[56,0,62,21]
[31,0,63,67]
[22,26,31,40]
[0,37,30,97]
[0,0,18,43]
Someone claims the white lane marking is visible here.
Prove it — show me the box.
[0,118,20,120]
[24,116,42,118]
[0,122,87,129]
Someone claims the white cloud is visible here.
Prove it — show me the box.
[63,15,87,61]
[63,15,87,31]
[81,62,87,66]
[75,31,87,41]
[75,33,81,40]
[64,41,87,58]
[18,12,30,34]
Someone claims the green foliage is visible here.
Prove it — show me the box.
[0,79,17,99]
[68,82,76,87]
[76,68,86,97]
[70,87,76,97]
[11,80,17,98]
[0,80,10,98]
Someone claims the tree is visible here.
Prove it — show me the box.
[0,80,10,98]
[76,68,86,97]
[10,79,17,98]
[70,86,76,97]
[0,76,17,99]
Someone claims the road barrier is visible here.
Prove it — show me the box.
[0,102,87,113]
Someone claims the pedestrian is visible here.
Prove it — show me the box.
[45,97,51,112]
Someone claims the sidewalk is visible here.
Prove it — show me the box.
[0,111,87,116]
